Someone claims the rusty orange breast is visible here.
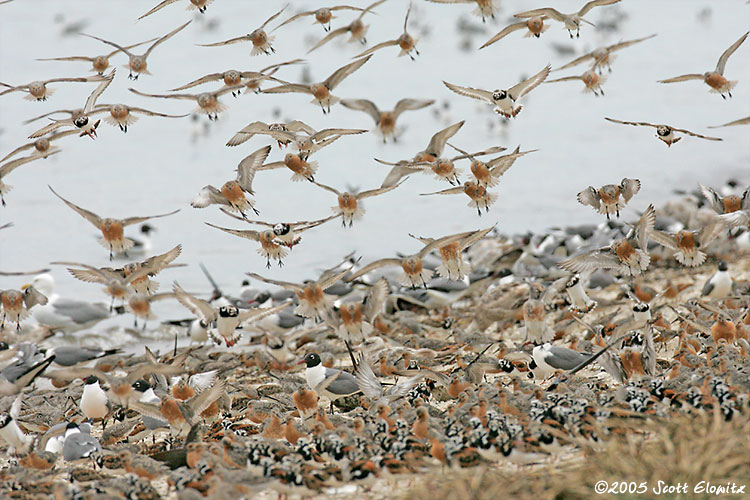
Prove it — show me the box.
[101,220,124,242]
[722,195,741,213]
[705,72,728,90]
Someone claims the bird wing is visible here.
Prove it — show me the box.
[66,266,124,284]
[716,31,748,75]
[261,83,313,95]
[345,258,403,282]
[545,75,583,83]
[480,21,529,49]
[717,211,750,228]
[578,0,620,16]
[138,0,181,20]
[357,181,402,200]
[544,346,590,370]
[308,26,349,53]
[191,185,228,208]
[604,117,658,129]
[420,186,465,196]
[245,272,303,292]
[261,4,288,29]
[144,21,191,59]
[122,209,180,227]
[237,145,272,193]
[699,184,723,213]
[697,221,724,248]
[37,55,93,62]
[205,222,262,242]
[323,54,371,90]
[185,379,226,418]
[237,300,293,323]
[84,70,115,113]
[81,34,133,57]
[295,213,342,230]
[707,116,750,128]
[670,127,722,141]
[554,52,595,71]
[393,98,434,118]
[353,353,383,399]
[425,120,464,157]
[514,8,564,21]
[364,277,390,320]
[443,81,493,103]
[198,35,251,47]
[169,73,224,91]
[459,226,494,250]
[558,248,622,273]
[310,127,366,141]
[318,265,356,290]
[353,39,399,58]
[139,244,182,273]
[634,204,655,250]
[648,229,677,250]
[273,10,315,31]
[487,146,531,177]
[508,64,551,100]
[607,34,657,53]
[128,88,197,100]
[658,74,704,83]
[0,151,58,177]
[340,99,381,122]
[128,106,189,118]
[418,232,471,258]
[48,185,103,227]
[576,186,600,208]
[312,180,342,196]
[172,282,217,322]
[620,178,641,201]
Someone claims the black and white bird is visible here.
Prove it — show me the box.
[701,261,733,299]
[529,343,591,379]
[79,375,110,422]
[172,282,292,347]
[300,353,360,411]
[0,396,32,455]
[131,379,168,432]
[46,346,121,367]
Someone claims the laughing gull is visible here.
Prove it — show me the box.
[132,379,169,432]
[300,353,360,412]
[62,422,102,462]
[30,274,112,332]
[702,261,733,299]
[43,420,94,454]
[529,343,592,379]
[46,346,121,367]
[0,353,55,396]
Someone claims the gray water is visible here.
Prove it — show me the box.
[1,0,748,349]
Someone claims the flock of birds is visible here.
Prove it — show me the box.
[0,0,749,498]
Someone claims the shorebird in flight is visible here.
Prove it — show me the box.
[353,3,419,60]
[604,118,722,147]
[190,146,271,218]
[546,69,606,96]
[274,5,367,32]
[197,5,287,56]
[49,186,180,260]
[0,74,106,102]
[340,98,434,142]
[129,85,243,121]
[262,55,372,114]
[554,34,657,74]
[307,0,385,53]
[139,0,215,20]
[444,65,551,118]
[480,16,549,49]
[559,204,655,276]
[576,178,640,219]
[83,21,191,79]
[513,0,622,39]
[37,38,157,74]
[659,31,748,98]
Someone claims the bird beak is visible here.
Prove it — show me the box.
[21,284,31,290]
[296,359,306,365]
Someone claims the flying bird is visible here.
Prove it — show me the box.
[604,118,722,147]
[340,98,434,142]
[576,178,641,218]
[554,34,657,73]
[444,64,551,118]
[353,3,419,60]
[83,21,191,79]
[658,31,748,98]
[197,5,287,56]
[514,0,622,39]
